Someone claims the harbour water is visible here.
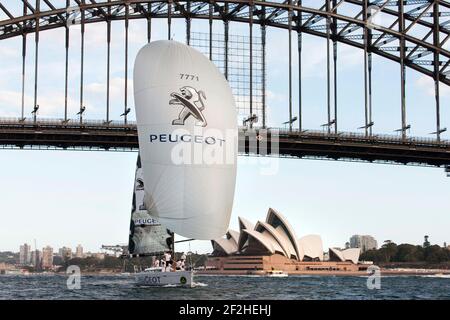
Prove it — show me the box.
[0,274,449,300]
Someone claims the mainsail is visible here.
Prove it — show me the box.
[128,154,172,256]
[134,40,238,240]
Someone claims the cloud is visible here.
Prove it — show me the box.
[0,88,96,118]
[416,75,450,97]
[0,46,17,59]
[266,32,363,79]
[85,77,133,101]
[267,90,287,104]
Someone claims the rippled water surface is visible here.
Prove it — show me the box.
[0,274,449,300]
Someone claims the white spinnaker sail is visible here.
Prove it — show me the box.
[128,154,172,256]
[134,40,238,240]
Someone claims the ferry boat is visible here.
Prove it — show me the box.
[266,270,288,277]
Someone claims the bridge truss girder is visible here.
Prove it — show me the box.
[1,1,450,143]
[0,119,449,167]
[1,1,449,82]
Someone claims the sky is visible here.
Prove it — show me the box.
[0,2,449,253]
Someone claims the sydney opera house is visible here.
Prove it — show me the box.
[204,208,366,275]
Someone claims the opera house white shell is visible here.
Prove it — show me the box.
[211,208,360,264]
[298,235,324,261]
[211,230,239,256]
[329,247,361,264]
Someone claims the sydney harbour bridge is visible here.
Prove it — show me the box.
[0,0,450,172]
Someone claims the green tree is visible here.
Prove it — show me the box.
[424,245,448,263]
[395,244,423,262]
[379,241,398,262]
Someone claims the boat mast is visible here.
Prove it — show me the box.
[171,231,176,271]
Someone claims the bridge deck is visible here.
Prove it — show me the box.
[0,118,449,167]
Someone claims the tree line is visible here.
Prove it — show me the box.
[360,241,450,264]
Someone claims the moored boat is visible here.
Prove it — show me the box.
[266,270,288,277]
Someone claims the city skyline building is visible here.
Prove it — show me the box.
[41,246,53,270]
[19,243,31,265]
[349,235,378,253]
[58,247,73,261]
[31,250,42,269]
[75,244,84,258]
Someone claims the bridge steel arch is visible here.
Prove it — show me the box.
[1,1,450,136]
[1,1,450,169]
[1,1,450,83]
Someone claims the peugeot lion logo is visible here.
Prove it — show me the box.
[170,86,207,127]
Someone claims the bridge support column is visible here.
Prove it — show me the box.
[433,1,442,142]
[21,1,28,121]
[209,1,213,60]
[332,0,338,134]
[124,3,129,124]
[288,0,293,131]
[33,0,40,124]
[297,1,302,132]
[368,52,372,136]
[224,20,229,80]
[79,0,85,124]
[64,0,70,123]
[168,0,172,40]
[262,23,266,129]
[186,1,191,45]
[325,0,331,135]
[147,3,152,43]
[363,0,373,136]
[399,1,407,140]
[106,6,111,123]
[249,2,254,128]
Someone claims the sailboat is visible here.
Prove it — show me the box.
[130,40,238,287]
[128,155,194,287]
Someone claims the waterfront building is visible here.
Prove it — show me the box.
[19,243,31,265]
[31,250,42,269]
[58,247,72,261]
[93,253,105,260]
[349,235,378,253]
[41,246,53,269]
[207,208,364,274]
[75,244,84,258]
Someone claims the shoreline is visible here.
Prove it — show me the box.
[2,268,450,277]
[196,269,450,277]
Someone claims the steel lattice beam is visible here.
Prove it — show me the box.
[0,0,449,85]
[0,118,449,167]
